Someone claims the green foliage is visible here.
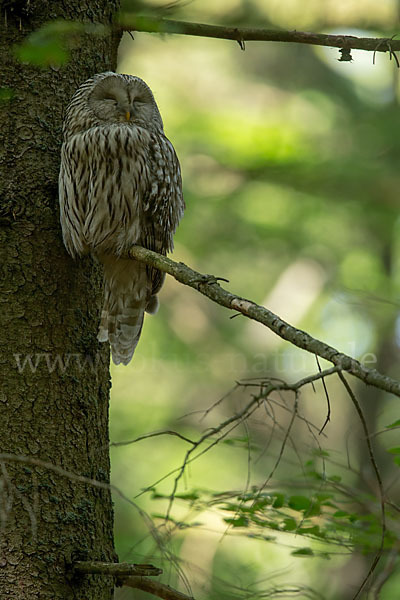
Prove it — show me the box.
[385,419,400,429]
[143,437,398,565]
[292,547,314,556]
[386,446,400,466]
[15,21,108,66]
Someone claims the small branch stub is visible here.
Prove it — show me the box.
[73,561,163,577]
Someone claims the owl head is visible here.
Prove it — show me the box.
[64,72,164,137]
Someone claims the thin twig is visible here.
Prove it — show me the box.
[128,246,400,398]
[370,544,400,599]
[316,355,331,435]
[111,430,195,448]
[118,15,400,53]
[164,368,331,515]
[254,391,299,499]
[135,367,341,507]
[338,372,386,600]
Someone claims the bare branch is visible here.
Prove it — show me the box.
[122,576,195,600]
[128,246,400,398]
[137,366,340,511]
[111,430,196,448]
[117,14,400,54]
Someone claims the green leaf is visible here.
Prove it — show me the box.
[307,502,321,517]
[387,447,400,454]
[316,493,333,502]
[14,20,108,67]
[222,503,239,512]
[223,516,249,528]
[175,492,199,501]
[151,513,176,522]
[247,532,276,542]
[251,498,272,510]
[298,525,321,536]
[312,449,330,457]
[348,514,358,523]
[223,436,248,445]
[385,419,400,429]
[272,493,285,508]
[283,518,297,531]
[333,510,349,518]
[288,495,311,511]
[292,547,314,556]
[16,39,68,66]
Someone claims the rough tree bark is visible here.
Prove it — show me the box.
[0,1,121,598]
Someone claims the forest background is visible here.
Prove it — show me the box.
[105,1,400,599]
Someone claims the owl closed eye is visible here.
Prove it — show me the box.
[87,75,160,125]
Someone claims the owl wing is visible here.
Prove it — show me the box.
[59,136,90,257]
[141,132,184,295]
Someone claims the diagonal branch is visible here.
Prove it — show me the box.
[128,246,400,398]
[73,562,195,599]
[117,14,400,54]
[121,576,195,600]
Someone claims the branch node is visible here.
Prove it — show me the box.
[234,29,246,51]
[338,47,353,62]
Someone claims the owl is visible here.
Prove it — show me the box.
[59,72,184,365]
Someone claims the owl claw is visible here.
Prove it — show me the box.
[190,274,229,288]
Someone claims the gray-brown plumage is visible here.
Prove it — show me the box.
[59,72,184,365]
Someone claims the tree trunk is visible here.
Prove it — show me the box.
[0,1,121,598]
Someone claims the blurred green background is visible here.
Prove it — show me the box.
[111,2,400,598]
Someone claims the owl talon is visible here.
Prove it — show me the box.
[190,274,229,288]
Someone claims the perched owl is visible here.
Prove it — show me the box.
[59,72,184,365]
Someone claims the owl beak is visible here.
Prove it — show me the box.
[125,111,131,121]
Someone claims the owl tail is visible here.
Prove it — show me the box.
[97,256,157,366]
